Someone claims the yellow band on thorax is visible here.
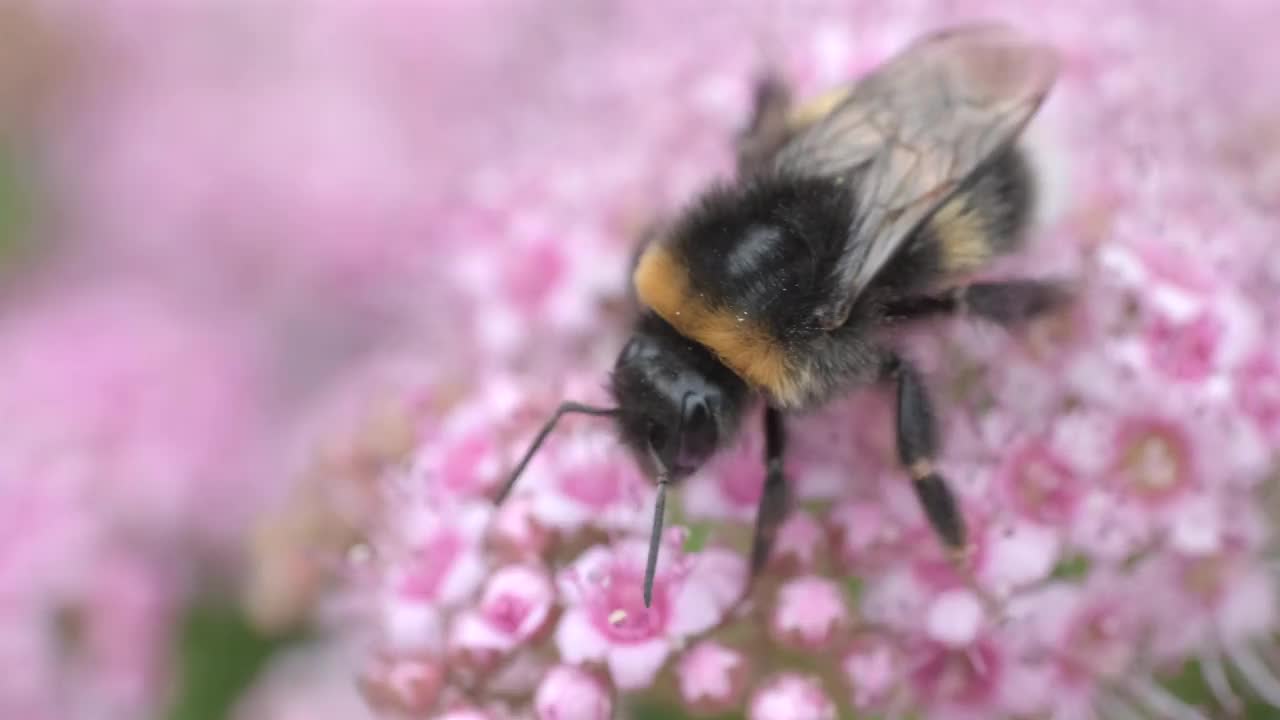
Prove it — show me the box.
[632,244,803,405]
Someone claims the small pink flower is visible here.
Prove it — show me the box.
[487,649,549,698]
[828,500,907,573]
[842,635,902,711]
[1137,517,1278,665]
[429,429,504,499]
[489,495,554,560]
[1006,578,1145,695]
[389,501,491,607]
[770,576,849,650]
[749,673,837,720]
[524,429,652,535]
[998,440,1082,526]
[413,377,531,501]
[768,511,826,574]
[533,665,613,720]
[449,564,555,664]
[554,539,746,689]
[908,638,1004,713]
[1235,350,1280,438]
[357,653,444,715]
[379,500,491,652]
[1109,417,1195,503]
[678,641,748,714]
[1144,309,1223,381]
[1058,592,1143,682]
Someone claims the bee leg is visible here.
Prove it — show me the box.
[884,354,967,558]
[736,74,793,178]
[749,406,791,578]
[885,280,1071,326]
[886,354,1008,613]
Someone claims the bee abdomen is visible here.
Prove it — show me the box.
[923,145,1036,275]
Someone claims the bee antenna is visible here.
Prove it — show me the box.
[494,401,618,505]
[643,472,670,609]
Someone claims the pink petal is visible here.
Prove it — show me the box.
[926,589,985,648]
[1168,495,1223,555]
[669,582,722,637]
[682,472,743,521]
[679,641,746,710]
[557,546,615,602]
[841,639,900,710]
[553,608,609,664]
[438,549,487,606]
[749,673,837,720]
[380,599,443,653]
[534,664,613,720]
[532,489,590,531]
[771,512,825,570]
[669,549,746,636]
[1216,568,1278,641]
[479,564,554,641]
[979,521,1061,593]
[450,611,515,654]
[606,638,670,690]
[771,576,849,650]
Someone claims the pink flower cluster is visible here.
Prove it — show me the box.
[325,2,1280,720]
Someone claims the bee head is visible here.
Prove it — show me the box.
[494,312,748,609]
[609,313,749,482]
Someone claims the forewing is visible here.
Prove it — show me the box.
[773,23,1058,329]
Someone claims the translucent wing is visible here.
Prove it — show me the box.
[772,23,1059,330]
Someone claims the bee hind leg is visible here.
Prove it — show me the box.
[885,279,1072,327]
[748,406,792,582]
[885,354,967,555]
[885,353,1009,613]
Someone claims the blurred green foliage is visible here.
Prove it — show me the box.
[165,602,304,720]
[0,142,35,266]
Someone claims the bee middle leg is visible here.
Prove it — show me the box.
[749,406,792,578]
[883,354,968,559]
[884,279,1071,327]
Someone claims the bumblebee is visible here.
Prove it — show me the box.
[497,24,1066,606]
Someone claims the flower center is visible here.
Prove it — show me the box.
[1120,433,1184,497]
[1010,445,1077,524]
[588,567,666,643]
[1063,605,1133,680]
[483,593,533,635]
[1181,554,1231,604]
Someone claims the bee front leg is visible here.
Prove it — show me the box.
[749,406,791,578]
[736,74,793,178]
[884,355,968,558]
